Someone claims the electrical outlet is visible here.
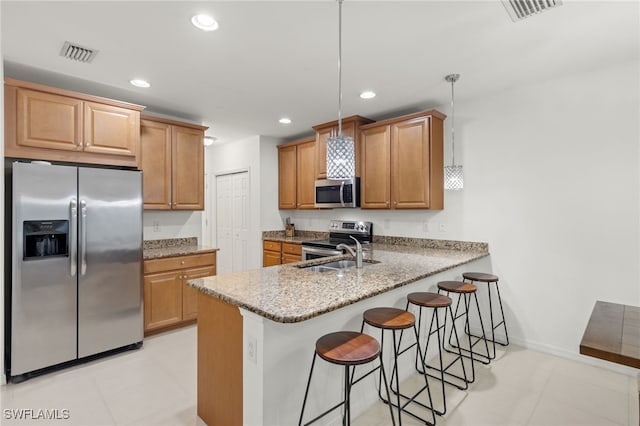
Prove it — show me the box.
[439,223,447,233]
[422,222,429,232]
[153,221,160,232]
[247,336,257,364]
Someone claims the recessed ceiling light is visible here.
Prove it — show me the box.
[130,79,150,88]
[360,91,376,99]
[203,136,218,146]
[279,118,292,124]
[191,14,219,31]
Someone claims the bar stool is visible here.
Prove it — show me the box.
[437,281,491,381]
[298,331,396,426]
[406,292,468,416]
[360,307,435,426]
[463,272,509,360]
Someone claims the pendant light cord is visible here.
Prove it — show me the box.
[445,73,460,167]
[450,77,455,166]
[337,0,343,136]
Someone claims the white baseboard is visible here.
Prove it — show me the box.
[467,326,638,377]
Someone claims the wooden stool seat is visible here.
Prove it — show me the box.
[363,307,415,330]
[463,272,499,283]
[316,331,380,365]
[437,281,477,294]
[408,292,452,308]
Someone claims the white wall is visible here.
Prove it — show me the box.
[260,136,285,232]
[142,211,201,241]
[285,60,640,361]
[205,135,282,270]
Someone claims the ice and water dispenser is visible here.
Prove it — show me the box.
[23,220,69,259]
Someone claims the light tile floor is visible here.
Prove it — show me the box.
[1,325,638,426]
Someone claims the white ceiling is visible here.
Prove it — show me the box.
[2,1,638,144]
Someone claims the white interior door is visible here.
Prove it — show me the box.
[231,172,249,272]
[216,171,249,274]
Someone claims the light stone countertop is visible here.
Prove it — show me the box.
[189,242,489,323]
[143,237,218,260]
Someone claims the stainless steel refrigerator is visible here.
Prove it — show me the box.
[5,161,143,381]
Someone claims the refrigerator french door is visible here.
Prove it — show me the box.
[7,161,143,380]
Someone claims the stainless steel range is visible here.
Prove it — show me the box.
[301,220,373,260]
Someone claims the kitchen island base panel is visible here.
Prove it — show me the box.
[197,293,242,426]
[196,257,491,425]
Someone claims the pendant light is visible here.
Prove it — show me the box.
[326,0,355,180]
[444,73,463,191]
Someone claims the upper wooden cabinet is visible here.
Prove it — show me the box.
[4,78,144,168]
[277,136,316,210]
[360,110,445,210]
[83,102,139,157]
[141,116,208,210]
[313,115,374,180]
[278,144,297,209]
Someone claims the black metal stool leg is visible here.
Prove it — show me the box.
[494,282,510,346]
[392,330,403,426]
[343,365,350,426]
[299,352,317,426]
[471,292,491,362]
[447,304,469,389]
[379,352,398,426]
[487,283,496,359]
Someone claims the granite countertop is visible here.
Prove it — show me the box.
[143,237,218,260]
[262,230,328,244]
[190,240,489,323]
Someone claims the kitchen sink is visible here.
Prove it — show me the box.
[299,259,377,272]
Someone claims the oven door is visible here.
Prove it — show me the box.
[301,246,344,261]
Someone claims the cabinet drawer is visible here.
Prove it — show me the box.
[263,240,282,252]
[144,252,216,274]
[282,242,301,256]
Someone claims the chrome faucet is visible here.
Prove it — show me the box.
[336,236,363,268]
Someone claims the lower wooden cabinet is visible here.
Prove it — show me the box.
[143,252,216,334]
[263,240,302,266]
[263,240,283,267]
[282,242,302,264]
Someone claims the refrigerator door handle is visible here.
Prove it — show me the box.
[70,198,78,277]
[80,199,87,276]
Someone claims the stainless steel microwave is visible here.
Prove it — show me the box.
[314,177,360,208]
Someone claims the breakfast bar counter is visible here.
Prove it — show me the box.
[190,239,491,426]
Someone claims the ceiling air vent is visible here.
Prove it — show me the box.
[60,41,98,63]
[502,0,563,21]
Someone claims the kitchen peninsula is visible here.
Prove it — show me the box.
[190,238,490,425]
